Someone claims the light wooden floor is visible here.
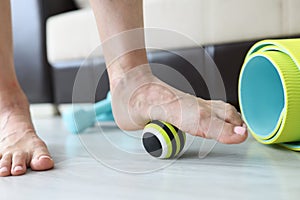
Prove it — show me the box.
[1,116,300,200]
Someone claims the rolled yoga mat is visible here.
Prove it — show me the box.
[238,39,300,151]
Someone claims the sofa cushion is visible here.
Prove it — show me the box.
[47,9,100,63]
[47,0,300,64]
[74,0,89,9]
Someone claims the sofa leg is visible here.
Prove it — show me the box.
[53,104,61,116]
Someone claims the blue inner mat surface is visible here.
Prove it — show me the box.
[240,56,285,137]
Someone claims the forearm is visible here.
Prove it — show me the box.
[90,0,150,86]
[0,0,19,90]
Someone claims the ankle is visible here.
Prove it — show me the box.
[0,87,29,111]
[109,63,153,90]
[107,49,150,86]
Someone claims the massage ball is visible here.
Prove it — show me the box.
[142,120,186,159]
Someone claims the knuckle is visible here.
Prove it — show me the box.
[226,105,237,116]
[1,152,12,159]
[0,156,12,165]
[225,103,234,109]
[0,160,10,166]
[226,109,236,118]
[32,139,46,148]
[13,151,24,158]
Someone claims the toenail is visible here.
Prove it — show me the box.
[14,166,23,172]
[0,167,8,173]
[234,126,246,135]
[39,156,52,161]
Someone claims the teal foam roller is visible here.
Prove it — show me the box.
[62,92,112,134]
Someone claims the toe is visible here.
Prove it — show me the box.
[11,152,27,176]
[30,143,54,171]
[30,155,54,171]
[218,123,248,144]
[214,102,243,126]
[0,153,12,177]
[206,117,248,144]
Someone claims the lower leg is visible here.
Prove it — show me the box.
[90,0,247,144]
[0,0,19,91]
[0,0,54,177]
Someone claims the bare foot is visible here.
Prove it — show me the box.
[0,89,54,176]
[110,65,248,144]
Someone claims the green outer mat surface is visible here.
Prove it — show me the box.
[238,39,300,151]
